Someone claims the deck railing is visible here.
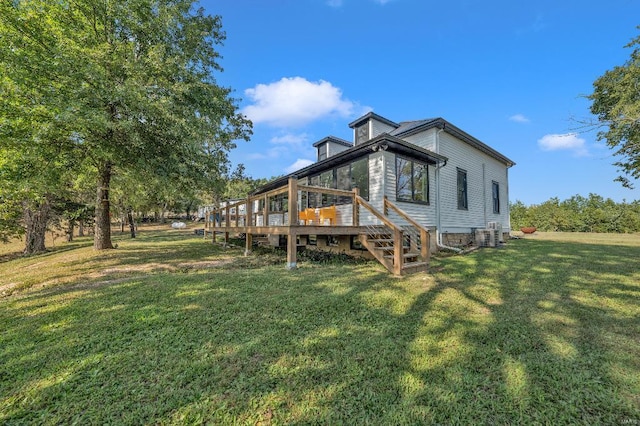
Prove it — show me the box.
[205,177,430,274]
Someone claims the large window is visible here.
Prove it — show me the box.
[351,158,369,200]
[457,168,468,210]
[492,181,500,214]
[396,156,429,203]
[306,157,369,208]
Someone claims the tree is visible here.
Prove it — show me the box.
[588,30,640,189]
[0,0,251,251]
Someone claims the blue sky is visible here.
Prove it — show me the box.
[201,0,640,205]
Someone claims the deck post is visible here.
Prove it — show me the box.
[224,203,230,246]
[394,228,403,276]
[420,228,429,264]
[245,197,253,256]
[286,176,298,269]
[352,188,359,226]
[211,208,217,244]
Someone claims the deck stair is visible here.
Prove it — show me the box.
[355,195,430,276]
[359,228,427,275]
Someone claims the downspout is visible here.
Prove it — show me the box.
[435,123,462,253]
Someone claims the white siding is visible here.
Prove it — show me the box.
[327,141,351,158]
[371,119,396,138]
[403,128,437,151]
[358,151,385,226]
[437,132,511,233]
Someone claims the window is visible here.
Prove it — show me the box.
[305,157,369,208]
[269,193,288,212]
[319,170,335,206]
[336,164,351,204]
[457,168,468,210]
[396,156,429,203]
[351,157,369,200]
[318,144,327,161]
[492,181,500,214]
[308,175,320,207]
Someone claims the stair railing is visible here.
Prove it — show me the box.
[382,196,430,266]
[354,195,405,275]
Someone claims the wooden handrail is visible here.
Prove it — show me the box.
[297,185,355,198]
[384,196,430,264]
[355,196,403,231]
[383,196,429,233]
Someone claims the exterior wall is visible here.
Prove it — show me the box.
[360,151,386,226]
[327,141,351,158]
[403,128,437,151]
[371,119,396,139]
[437,132,511,234]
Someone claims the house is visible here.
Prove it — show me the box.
[208,112,515,275]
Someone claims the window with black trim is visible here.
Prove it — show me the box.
[457,168,468,210]
[492,181,500,214]
[396,156,429,203]
[305,157,369,208]
[351,157,369,200]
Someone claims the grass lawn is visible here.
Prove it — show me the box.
[1,227,639,424]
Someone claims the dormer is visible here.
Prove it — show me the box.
[312,136,353,162]
[348,112,399,145]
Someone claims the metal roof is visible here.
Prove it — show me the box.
[348,112,399,129]
[311,135,353,148]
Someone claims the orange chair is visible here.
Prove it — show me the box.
[298,209,308,225]
[319,205,336,225]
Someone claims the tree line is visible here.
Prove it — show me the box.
[1,0,252,254]
[510,194,640,233]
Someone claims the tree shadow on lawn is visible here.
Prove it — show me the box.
[1,239,639,424]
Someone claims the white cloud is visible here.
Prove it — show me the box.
[242,77,357,127]
[247,132,312,160]
[509,114,530,123]
[538,133,589,156]
[285,159,314,174]
[270,133,309,147]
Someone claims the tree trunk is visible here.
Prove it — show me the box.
[94,162,114,249]
[78,221,84,237]
[23,198,51,255]
[127,208,136,238]
[160,203,167,223]
[66,219,75,242]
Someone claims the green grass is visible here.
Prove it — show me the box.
[1,228,639,424]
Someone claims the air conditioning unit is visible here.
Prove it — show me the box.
[488,229,499,247]
[487,222,504,244]
[475,229,492,247]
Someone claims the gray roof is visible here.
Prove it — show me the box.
[312,135,353,148]
[392,117,516,167]
[390,119,438,136]
[348,112,399,129]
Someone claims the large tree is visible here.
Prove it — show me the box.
[589,31,640,189]
[0,0,251,250]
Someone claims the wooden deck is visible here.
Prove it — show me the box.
[205,177,431,276]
